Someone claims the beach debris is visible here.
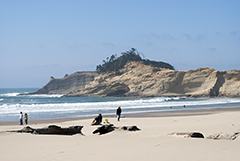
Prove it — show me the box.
[92,125,141,135]
[190,132,204,138]
[168,132,204,138]
[207,132,240,140]
[92,124,115,135]
[11,125,83,135]
[168,131,240,140]
[119,125,141,131]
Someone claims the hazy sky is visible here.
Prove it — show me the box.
[0,0,239,88]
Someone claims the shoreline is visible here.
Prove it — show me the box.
[1,106,240,126]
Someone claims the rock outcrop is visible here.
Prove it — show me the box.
[29,71,97,94]
[27,61,240,97]
[66,62,240,97]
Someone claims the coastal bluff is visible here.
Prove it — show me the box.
[29,71,97,94]
[66,62,240,97]
[30,62,240,97]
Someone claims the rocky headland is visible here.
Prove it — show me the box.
[30,61,240,97]
[28,71,97,94]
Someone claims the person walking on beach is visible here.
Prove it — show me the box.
[20,112,23,125]
[24,113,28,125]
[116,106,122,121]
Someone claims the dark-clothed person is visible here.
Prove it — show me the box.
[116,106,122,121]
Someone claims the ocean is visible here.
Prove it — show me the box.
[1,88,240,122]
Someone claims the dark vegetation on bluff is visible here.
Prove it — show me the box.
[96,48,175,74]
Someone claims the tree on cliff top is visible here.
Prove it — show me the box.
[96,48,174,73]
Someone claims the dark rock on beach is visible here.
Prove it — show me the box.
[189,132,204,138]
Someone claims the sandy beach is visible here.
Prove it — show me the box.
[1,107,240,161]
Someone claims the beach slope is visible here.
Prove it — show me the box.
[1,107,240,161]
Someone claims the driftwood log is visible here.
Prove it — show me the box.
[92,124,141,135]
[168,132,204,138]
[119,126,141,131]
[92,124,115,135]
[13,125,83,135]
[207,132,240,140]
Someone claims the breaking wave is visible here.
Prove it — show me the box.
[1,88,240,121]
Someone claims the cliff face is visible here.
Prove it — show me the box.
[30,71,97,94]
[30,62,240,97]
[65,62,240,97]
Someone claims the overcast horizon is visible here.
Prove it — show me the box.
[1,0,239,88]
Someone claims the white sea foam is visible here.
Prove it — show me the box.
[0,92,63,98]
[0,93,20,97]
[1,90,240,122]
[26,94,64,98]
[1,97,240,115]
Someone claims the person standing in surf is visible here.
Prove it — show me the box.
[116,106,122,121]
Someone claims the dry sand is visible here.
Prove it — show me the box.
[1,107,240,161]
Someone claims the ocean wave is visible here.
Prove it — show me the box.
[0,92,64,98]
[26,94,64,98]
[0,93,20,97]
[1,97,240,114]
[1,96,240,122]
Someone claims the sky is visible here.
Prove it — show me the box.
[0,0,239,88]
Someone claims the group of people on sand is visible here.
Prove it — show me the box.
[19,112,28,125]
[91,106,122,125]
[19,106,121,126]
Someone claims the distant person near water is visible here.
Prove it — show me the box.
[116,106,122,121]
[24,113,28,124]
[91,113,102,125]
[20,112,23,125]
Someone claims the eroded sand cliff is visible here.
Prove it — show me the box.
[65,62,240,97]
[30,71,97,94]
